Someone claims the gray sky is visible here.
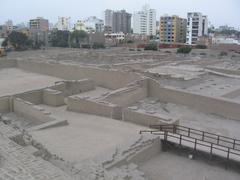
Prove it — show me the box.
[1,0,240,28]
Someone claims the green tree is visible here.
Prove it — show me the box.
[177,46,192,54]
[2,38,8,48]
[8,31,28,50]
[33,40,45,49]
[51,30,70,47]
[70,30,88,48]
[144,43,158,51]
[26,39,33,48]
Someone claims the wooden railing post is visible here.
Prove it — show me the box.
[164,131,168,141]
[194,139,197,151]
[179,134,182,146]
[188,128,190,137]
[210,143,213,160]
[227,148,230,161]
[233,139,236,149]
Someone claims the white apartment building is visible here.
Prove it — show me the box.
[187,12,208,45]
[133,4,156,36]
[133,11,147,35]
[84,16,104,33]
[57,17,71,31]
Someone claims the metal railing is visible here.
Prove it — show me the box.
[140,124,240,162]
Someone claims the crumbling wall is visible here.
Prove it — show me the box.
[13,98,56,123]
[67,96,122,119]
[64,79,95,96]
[49,82,66,92]
[48,79,95,97]
[15,90,43,104]
[104,79,148,107]
[148,78,240,120]
[17,60,141,90]
[99,136,161,170]
[43,89,65,106]
[123,108,178,126]
[0,96,11,113]
[104,87,147,107]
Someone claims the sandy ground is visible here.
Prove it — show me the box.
[140,152,240,180]
[185,75,240,97]
[30,105,144,164]
[0,68,61,96]
[157,73,240,98]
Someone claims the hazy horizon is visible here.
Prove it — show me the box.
[1,0,240,29]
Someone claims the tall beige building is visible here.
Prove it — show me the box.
[29,17,49,45]
[29,17,49,32]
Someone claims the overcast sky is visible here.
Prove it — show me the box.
[1,0,239,28]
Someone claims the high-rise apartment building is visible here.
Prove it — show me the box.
[133,11,147,35]
[104,9,113,27]
[160,15,187,43]
[57,17,71,31]
[132,5,156,36]
[187,12,208,45]
[104,9,131,34]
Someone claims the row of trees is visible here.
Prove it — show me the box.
[2,30,104,50]
[2,31,29,50]
[50,30,89,48]
[143,43,193,54]
[2,31,45,50]
[50,30,106,49]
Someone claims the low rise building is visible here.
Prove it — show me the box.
[105,32,125,41]
[212,36,240,45]
[104,25,112,34]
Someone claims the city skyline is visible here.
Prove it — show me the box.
[1,0,240,29]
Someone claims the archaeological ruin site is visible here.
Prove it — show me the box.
[1,47,240,180]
